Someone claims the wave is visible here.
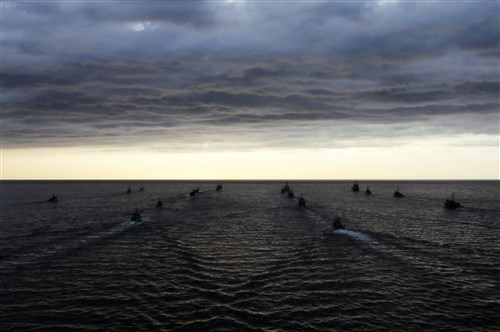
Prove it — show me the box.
[0,220,143,270]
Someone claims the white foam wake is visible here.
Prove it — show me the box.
[334,229,377,246]
[112,220,143,231]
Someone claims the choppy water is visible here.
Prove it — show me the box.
[1,180,499,331]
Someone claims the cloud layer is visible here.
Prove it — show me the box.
[2,0,499,151]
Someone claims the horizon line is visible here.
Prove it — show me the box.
[1,178,498,181]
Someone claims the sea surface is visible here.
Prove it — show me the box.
[0,180,499,331]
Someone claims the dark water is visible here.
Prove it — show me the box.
[1,180,499,331]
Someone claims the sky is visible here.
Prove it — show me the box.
[1,0,499,179]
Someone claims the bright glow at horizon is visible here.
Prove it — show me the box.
[2,139,498,180]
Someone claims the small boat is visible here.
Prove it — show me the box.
[332,216,345,230]
[216,184,223,191]
[351,182,360,192]
[298,196,306,207]
[323,216,345,236]
[189,190,197,197]
[47,194,58,202]
[126,187,131,194]
[444,193,463,209]
[131,209,142,222]
[139,187,144,192]
[288,190,294,198]
[281,182,290,194]
[156,199,163,208]
[365,187,372,195]
[394,187,405,198]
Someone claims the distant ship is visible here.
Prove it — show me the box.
[332,216,345,230]
[298,196,306,207]
[351,182,360,192]
[365,187,372,195]
[190,187,200,197]
[156,199,163,208]
[216,184,223,191]
[126,187,132,194]
[131,208,142,222]
[444,193,463,209]
[394,187,405,198]
[281,182,290,194]
[47,194,58,202]
[323,216,345,236]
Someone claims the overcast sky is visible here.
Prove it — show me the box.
[2,1,499,178]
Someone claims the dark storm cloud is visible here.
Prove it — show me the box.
[311,1,375,20]
[294,1,499,62]
[81,1,215,27]
[11,1,214,28]
[2,0,499,150]
[359,81,500,103]
[2,72,78,88]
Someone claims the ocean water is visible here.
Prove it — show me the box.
[0,180,499,331]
